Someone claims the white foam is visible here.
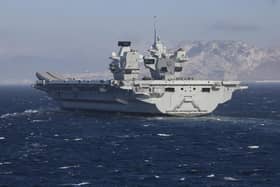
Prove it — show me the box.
[74,138,83,141]
[155,117,164,120]
[23,109,39,114]
[179,177,185,181]
[248,145,259,149]
[143,124,151,127]
[0,109,39,119]
[154,175,160,179]
[0,112,18,119]
[224,176,239,181]
[0,137,5,140]
[0,162,11,165]
[157,133,172,137]
[207,174,215,178]
[59,165,80,170]
[60,182,90,186]
[32,119,46,123]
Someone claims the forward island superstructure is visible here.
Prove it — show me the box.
[34,25,247,116]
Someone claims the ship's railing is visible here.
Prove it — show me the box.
[35,79,111,85]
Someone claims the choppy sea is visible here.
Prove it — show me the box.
[0,84,280,187]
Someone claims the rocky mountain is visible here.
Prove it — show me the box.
[68,40,280,82]
[1,40,280,84]
[180,41,280,81]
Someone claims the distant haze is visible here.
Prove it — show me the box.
[0,0,279,84]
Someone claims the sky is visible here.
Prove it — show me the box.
[0,0,279,84]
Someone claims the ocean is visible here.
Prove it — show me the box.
[0,84,280,187]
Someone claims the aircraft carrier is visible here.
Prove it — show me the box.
[34,26,247,116]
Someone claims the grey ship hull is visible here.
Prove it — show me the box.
[35,79,247,116]
[59,90,160,114]
[36,82,160,115]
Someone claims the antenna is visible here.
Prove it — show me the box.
[153,16,157,46]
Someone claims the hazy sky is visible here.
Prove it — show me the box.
[0,0,279,83]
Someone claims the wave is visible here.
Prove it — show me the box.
[0,162,12,165]
[248,145,260,149]
[157,133,172,137]
[58,165,80,170]
[0,112,19,119]
[59,182,90,186]
[0,107,60,119]
[223,176,239,181]
[0,109,39,119]
[31,119,48,123]
[207,174,215,178]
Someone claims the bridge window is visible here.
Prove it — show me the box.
[160,67,168,73]
[175,67,183,72]
[144,59,155,64]
[202,88,210,92]
[125,70,132,74]
[118,41,131,47]
[165,87,175,92]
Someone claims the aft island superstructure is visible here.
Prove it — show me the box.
[34,26,247,116]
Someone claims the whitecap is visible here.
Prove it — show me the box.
[59,165,80,170]
[154,175,160,179]
[155,117,164,120]
[179,177,185,181]
[31,119,46,123]
[248,145,259,149]
[74,138,83,141]
[157,133,172,137]
[0,113,18,119]
[207,174,215,178]
[0,162,11,165]
[60,182,90,186]
[224,176,239,181]
[0,109,39,119]
[0,137,5,140]
[23,109,39,114]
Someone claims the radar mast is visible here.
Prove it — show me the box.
[153,16,157,48]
